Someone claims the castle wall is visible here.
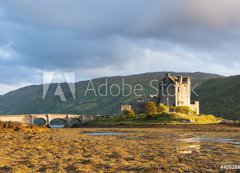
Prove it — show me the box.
[132,101,145,113]
[190,101,200,115]
[159,81,176,106]
[132,97,158,113]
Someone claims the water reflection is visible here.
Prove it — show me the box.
[50,124,65,128]
[85,132,126,136]
[178,137,240,145]
[176,144,200,154]
[176,136,240,154]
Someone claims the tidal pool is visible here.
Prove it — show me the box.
[178,137,240,145]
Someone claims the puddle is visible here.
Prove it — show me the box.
[85,132,126,136]
[176,136,240,154]
[178,137,240,145]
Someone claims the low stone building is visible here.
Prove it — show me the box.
[132,95,158,113]
[119,104,133,112]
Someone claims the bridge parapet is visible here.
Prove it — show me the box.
[0,114,96,127]
[0,114,32,124]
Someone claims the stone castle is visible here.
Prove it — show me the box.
[159,73,199,114]
[131,73,199,114]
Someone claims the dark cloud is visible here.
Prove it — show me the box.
[0,0,240,94]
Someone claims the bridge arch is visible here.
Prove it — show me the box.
[33,118,47,126]
[49,118,67,127]
[69,118,82,127]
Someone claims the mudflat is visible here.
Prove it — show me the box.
[0,124,239,172]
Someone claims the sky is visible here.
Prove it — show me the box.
[0,0,240,94]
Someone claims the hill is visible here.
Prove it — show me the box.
[194,75,240,120]
[0,71,230,117]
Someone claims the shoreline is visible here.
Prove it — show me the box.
[77,123,240,132]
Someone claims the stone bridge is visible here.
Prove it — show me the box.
[0,114,96,127]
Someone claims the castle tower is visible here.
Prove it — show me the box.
[159,73,199,114]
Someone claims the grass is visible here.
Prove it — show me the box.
[91,113,223,125]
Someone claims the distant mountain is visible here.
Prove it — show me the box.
[2,71,237,119]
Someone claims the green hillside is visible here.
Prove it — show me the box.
[194,75,240,120]
[1,71,236,119]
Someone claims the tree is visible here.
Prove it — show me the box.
[144,101,157,118]
[121,110,136,119]
[174,106,195,115]
[158,103,169,113]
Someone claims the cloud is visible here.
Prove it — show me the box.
[0,0,240,94]
[0,42,15,60]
